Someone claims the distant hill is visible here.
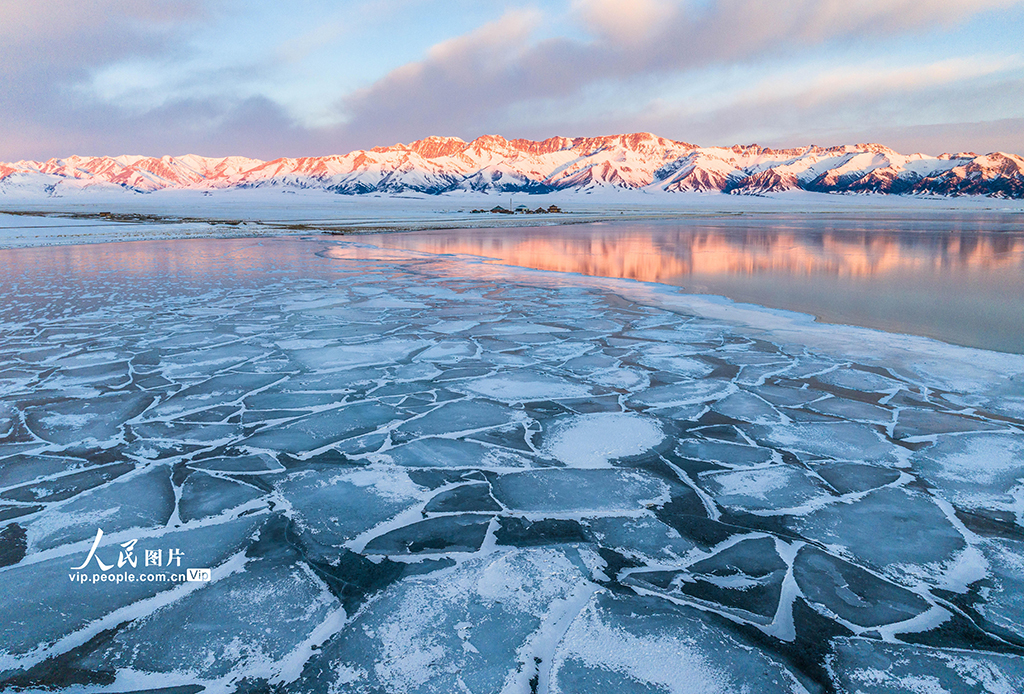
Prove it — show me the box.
[3,133,1022,198]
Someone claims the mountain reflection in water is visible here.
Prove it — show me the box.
[361,214,1024,353]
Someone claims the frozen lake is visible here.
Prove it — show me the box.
[359,212,1024,354]
[1,234,1023,693]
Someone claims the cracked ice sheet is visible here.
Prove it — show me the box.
[912,434,1024,522]
[0,235,1023,693]
[829,638,1024,694]
[543,412,664,468]
[74,517,340,683]
[549,591,806,693]
[288,547,598,694]
[0,514,268,664]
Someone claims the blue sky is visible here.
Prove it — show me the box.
[1,0,1023,159]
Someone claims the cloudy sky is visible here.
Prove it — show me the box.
[2,0,1023,160]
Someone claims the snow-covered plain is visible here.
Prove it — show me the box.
[2,187,1022,249]
[0,223,1023,693]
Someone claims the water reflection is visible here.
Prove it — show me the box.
[0,238,346,324]
[361,220,1024,281]
[0,238,333,280]
[360,215,1024,353]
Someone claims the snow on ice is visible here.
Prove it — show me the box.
[0,234,1022,692]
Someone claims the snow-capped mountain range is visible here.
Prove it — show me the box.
[2,133,1022,198]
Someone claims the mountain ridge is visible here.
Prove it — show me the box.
[2,133,1022,198]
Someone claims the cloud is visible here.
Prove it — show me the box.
[0,0,205,75]
[335,8,550,146]
[3,95,315,161]
[1,0,1022,159]
[131,96,319,157]
[565,0,1024,70]
[276,17,350,65]
[571,0,677,44]
[0,0,214,159]
[844,116,1024,155]
[330,0,1024,148]
[712,55,1024,114]
[626,62,1024,153]
[596,0,1022,59]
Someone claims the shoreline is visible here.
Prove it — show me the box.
[2,191,1023,250]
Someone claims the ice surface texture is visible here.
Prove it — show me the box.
[0,236,1022,693]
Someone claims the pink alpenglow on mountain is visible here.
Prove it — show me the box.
[2,134,1022,198]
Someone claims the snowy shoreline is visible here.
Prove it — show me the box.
[2,188,1023,249]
